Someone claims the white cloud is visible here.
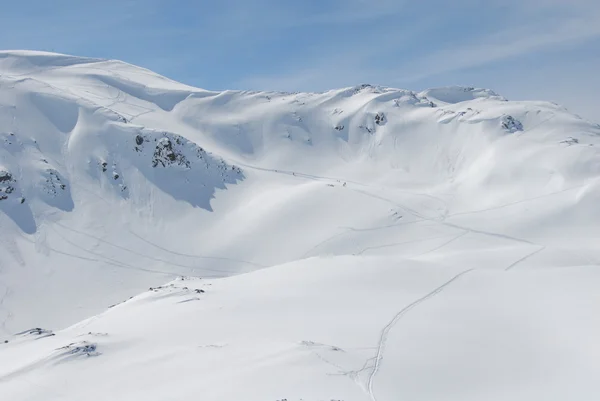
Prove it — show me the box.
[394,13,600,84]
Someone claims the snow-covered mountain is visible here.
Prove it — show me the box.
[0,51,599,401]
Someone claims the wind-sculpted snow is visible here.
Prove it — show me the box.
[0,51,599,401]
[0,75,243,217]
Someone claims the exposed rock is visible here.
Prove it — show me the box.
[0,170,13,183]
[358,125,373,134]
[352,84,378,95]
[16,327,54,337]
[0,170,17,201]
[152,137,190,168]
[57,341,99,357]
[501,115,523,133]
[561,137,579,146]
[41,169,68,197]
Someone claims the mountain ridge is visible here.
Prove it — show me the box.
[0,50,599,401]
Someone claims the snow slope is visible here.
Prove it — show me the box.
[0,51,600,400]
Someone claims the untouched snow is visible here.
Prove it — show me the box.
[0,51,599,400]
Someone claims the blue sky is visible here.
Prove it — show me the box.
[1,0,599,121]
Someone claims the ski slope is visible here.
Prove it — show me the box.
[0,51,599,400]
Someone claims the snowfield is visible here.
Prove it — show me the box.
[0,50,599,400]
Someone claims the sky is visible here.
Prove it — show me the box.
[0,0,598,122]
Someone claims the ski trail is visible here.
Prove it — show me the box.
[301,229,349,258]
[505,246,546,271]
[47,224,186,276]
[446,184,585,218]
[125,228,265,267]
[367,268,474,401]
[413,230,469,258]
[0,286,11,335]
[19,227,186,277]
[516,113,556,137]
[342,219,425,233]
[350,185,542,248]
[354,234,453,256]
[303,218,440,258]
[52,223,248,274]
[239,161,449,209]
[64,183,265,269]
[234,162,369,188]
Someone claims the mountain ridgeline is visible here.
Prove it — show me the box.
[1,51,599,401]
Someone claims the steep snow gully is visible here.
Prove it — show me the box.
[1,51,600,401]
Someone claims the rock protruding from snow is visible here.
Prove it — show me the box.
[105,129,244,209]
[35,166,75,211]
[152,137,191,168]
[56,341,99,357]
[560,137,579,146]
[0,169,17,201]
[16,327,55,338]
[133,130,242,175]
[41,168,67,196]
[501,115,524,133]
[0,166,35,233]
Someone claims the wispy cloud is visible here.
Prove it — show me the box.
[395,12,600,84]
[235,1,600,90]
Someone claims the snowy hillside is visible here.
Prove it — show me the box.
[1,51,599,401]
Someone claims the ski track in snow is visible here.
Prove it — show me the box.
[65,182,265,270]
[282,163,561,273]
[17,229,184,278]
[125,228,265,268]
[505,246,546,271]
[354,234,455,256]
[51,222,241,274]
[447,184,586,218]
[412,230,469,258]
[349,183,546,256]
[366,268,474,401]
[46,224,185,276]
[0,286,12,334]
[240,162,449,206]
[301,229,349,258]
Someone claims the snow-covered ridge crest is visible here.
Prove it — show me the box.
[0,75,243,232]
[0,50,600,401]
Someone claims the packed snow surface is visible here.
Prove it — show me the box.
[0,51,599,400]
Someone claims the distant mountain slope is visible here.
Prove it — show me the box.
[0,50,599,401]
